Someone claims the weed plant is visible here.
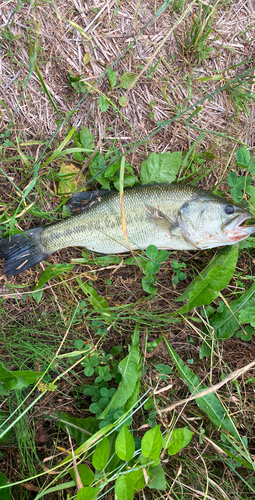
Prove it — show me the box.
[0,1,255,499]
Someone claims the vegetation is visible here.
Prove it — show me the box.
[0,1,255,499]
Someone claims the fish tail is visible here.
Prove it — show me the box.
[0,227,48,276]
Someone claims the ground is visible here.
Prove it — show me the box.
[0,0,255,499]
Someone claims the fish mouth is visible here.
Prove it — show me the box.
[225,212,255,241]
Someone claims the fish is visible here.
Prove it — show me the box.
[0,183,254,276]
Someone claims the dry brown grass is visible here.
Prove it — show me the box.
[1,0,255,498]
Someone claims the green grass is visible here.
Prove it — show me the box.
[1,0,255,499]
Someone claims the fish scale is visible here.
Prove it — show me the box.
[0,183,254,276]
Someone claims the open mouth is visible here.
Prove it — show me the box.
[225,212,255,241]
[235,212,253,229]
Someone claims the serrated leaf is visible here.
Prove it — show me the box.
[140,152,182,185]
[238,307,255,327]
[70,464,95,486]
[163,336,240,440]
[115,475,133,500]
[92,435,110,470]
[89,152,109,189]
[98,95,110,112]
[176,246,238,314]
[80,126,95,150]
[99,325,141,418]
[120,72,136,89]
[77,486,100,500]
[115,424,135,461]
[235,147,250,167]
[236,326,255,341]
[141,425,162,459]
[0,362,42,395]
[165,427,193,455]
[108,68,117,89]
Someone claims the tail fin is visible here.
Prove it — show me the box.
[0,227,48,276]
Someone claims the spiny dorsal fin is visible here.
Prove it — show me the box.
[65,189,112,213]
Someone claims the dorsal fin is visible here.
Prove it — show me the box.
[65,190,111,213]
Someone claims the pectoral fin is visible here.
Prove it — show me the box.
[144,205,178,233]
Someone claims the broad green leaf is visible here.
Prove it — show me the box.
[141,425,162,459]
[148,464,166,490]
[99,325,141,418]
[0,362,42,395]
[70,464,95,486]
[142,274,157,294]
[140,151,182,185]
[108,68,117,89]
[238,306,255,327]
[59,423,114,467]
[77,486,100,500]
[0,472,11,500]
[92,435,110,470]
[80,126,95,151]
[124,373,141,412]
[128,469,146,492]
[55,412,99,445]
[200,282,255,357]
[58,163,86,194]
[227,173,252,203]
[98,95,110,112]
[236,326,255,341]
[33,263,74,303]
[165,427,193,455]
[120,72,136,89]
[115,424,135,461]
[76,278,110,314]
[10,370,43,390]
[163,336,240,440]
[235,147,250,167]
[248,161,255,175]
[0,363,17,394]
[176,246,238,314]
[245,184,255,206]
[146,245,158,260]
[238,237,255,249]
[115,475,133,500]
[89,152,109,189]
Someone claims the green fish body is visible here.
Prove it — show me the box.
[0,184,254,275]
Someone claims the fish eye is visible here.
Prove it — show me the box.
[225,205,234,215]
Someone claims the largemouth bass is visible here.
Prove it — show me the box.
[0,183,254,276]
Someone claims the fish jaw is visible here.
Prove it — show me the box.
[178,210,255,249]
[224,212,255,243]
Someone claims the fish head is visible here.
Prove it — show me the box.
[178,196,255,249]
